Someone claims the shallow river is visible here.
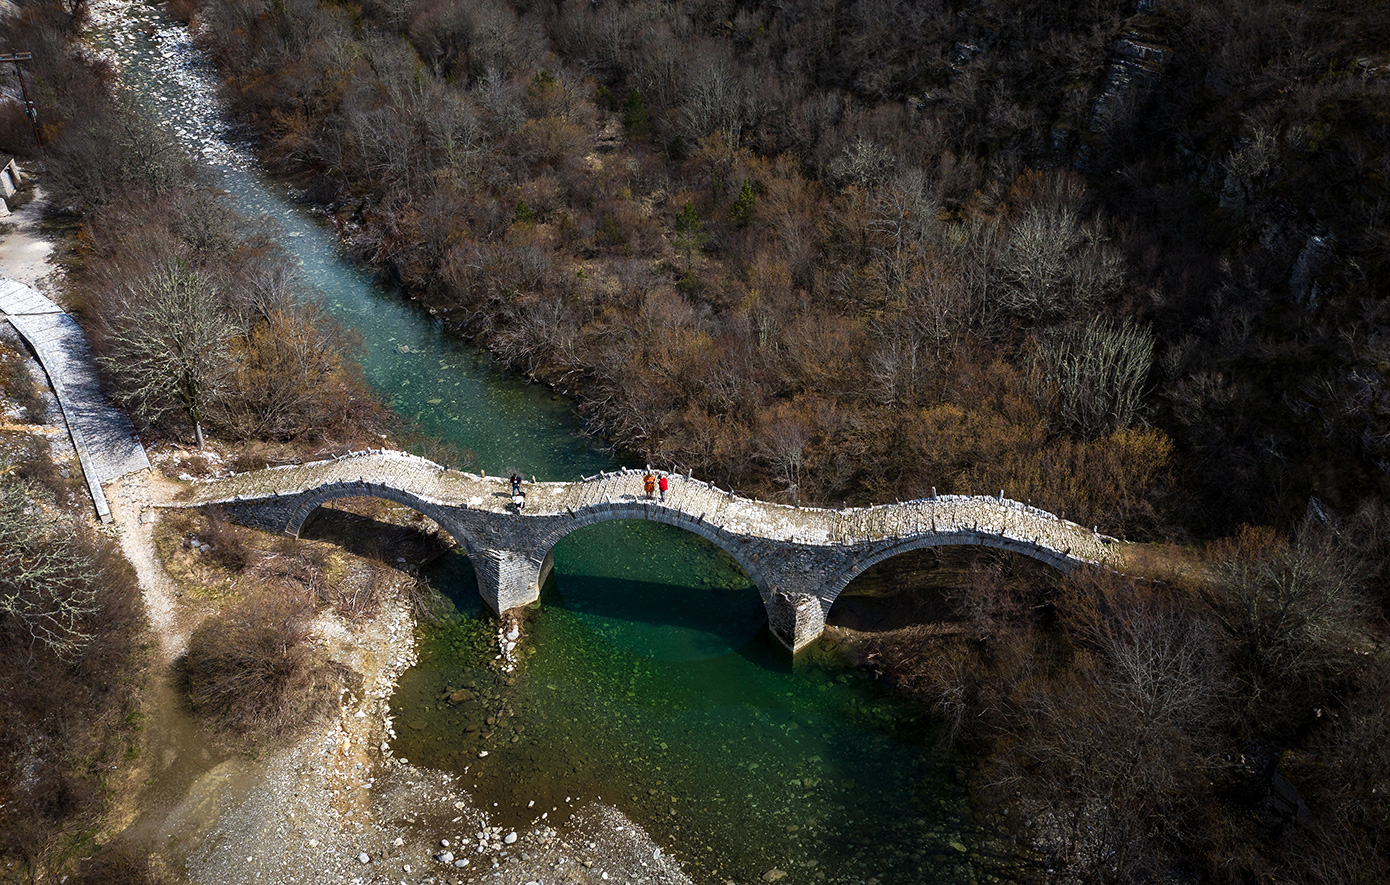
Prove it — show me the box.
[88,3,1023,882]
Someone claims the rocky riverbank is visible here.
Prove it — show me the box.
[109,459,698,885]
[170,583,695,885]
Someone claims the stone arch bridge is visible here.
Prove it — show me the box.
[175,450,1121,652]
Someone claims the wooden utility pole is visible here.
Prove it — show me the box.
[0,52,42,148]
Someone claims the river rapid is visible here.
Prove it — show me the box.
[86,3,1027,882]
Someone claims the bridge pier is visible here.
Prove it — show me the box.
[474,547,546,615]
[766,592,827,655]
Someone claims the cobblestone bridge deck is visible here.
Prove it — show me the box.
[179,450,1122,652]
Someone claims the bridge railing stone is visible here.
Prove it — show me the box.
[174,451,1120,635]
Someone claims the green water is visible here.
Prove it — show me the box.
[93,4,1020,881]
[391,526,1007,884]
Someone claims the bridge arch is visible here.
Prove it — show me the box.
[530,503,773,607]
[822,525,1084,614]
[281,481,489,564]
[820,529,1085,611]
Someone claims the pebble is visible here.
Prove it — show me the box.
[436,851,454,864]
[504,832,518,844]
[357,853,370,864]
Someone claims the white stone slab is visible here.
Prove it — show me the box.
[0,278,62,315]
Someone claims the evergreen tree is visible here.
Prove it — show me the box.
[622,88,649,138]
[732,180,755,228]
[673,201,704,274]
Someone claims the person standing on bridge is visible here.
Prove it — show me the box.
[643,471,656,499]
[510,472,522,496]
[658,473,668,502]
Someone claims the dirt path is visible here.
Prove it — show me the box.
[106,471,197,656]
[0,190,55,289]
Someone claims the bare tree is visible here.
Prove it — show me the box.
[681,56,749,147]
[0,481,97,659]
[98,263,238,448]
[998,205,1125,320]
[1030,316,1154,438]
[1202,525,1370,738]
[44,97,187,212]
[758,401,813,500]
[867,329,925,407]
[828,136,897,190]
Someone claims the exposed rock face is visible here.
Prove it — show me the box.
[1086,33,1172,163]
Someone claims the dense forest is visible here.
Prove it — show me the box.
[156,0,1389,544]
[154,1,1387,878]
[1,0,1388,882]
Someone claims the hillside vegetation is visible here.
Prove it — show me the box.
[2,0,1388,882]
[152,1,1388,880]
[165,0,1389,544]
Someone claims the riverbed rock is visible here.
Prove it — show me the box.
[762,870,786,882]
[357,852,370,864]
[504,831,519,844]
[449,688,476,704]
[436,851,454,864]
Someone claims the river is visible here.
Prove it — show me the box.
[87,3,1024,882]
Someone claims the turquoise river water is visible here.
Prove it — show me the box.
[90,3,1027,882]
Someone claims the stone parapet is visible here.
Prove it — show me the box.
[171,450,1125,653]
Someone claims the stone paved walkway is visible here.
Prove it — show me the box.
[185,449,1119,567]
[3,279,150,521]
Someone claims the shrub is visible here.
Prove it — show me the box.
[1029,317,1155,439]
[0,478,144,878]
[0,337,47,424]
[202,508,251,572]
[0,478,99,659]
[182,590,346,741]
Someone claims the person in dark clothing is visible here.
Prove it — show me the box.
[510,472,522,496]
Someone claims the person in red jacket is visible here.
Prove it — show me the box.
[658,473,669,502]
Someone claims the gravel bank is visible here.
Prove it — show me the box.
[179,598,694,885]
